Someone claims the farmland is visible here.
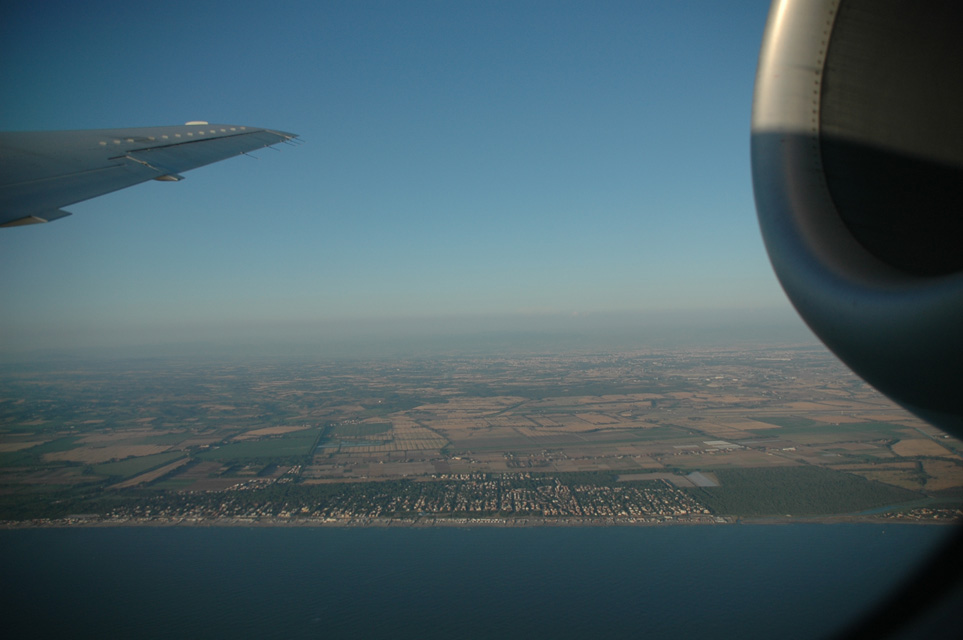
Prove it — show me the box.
[1,344,962,525]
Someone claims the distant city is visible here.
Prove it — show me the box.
[2,345,961,527]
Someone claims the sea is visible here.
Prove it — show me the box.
[0,523,955,639]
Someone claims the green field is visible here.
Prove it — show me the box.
[755,416,819,429]
[690,465,922,516]
[91,451,186,479]
[329,423,392,438]
[641,425,700,440]
[0,436,83,467]
[751,419,910,438]
[196,428,322,462]
[133,432,192,446]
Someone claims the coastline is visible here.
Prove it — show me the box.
[3,511,958,530]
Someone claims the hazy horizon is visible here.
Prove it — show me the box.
[0,305,817,362]
[1,1,783,358]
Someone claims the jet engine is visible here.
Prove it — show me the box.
[751,0,963,435]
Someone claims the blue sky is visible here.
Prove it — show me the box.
[0,0,811,354]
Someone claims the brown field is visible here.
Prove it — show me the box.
[528,417,563,428]
[175,461,225,477]
[828,442,881,451]
[788,432,889,446]
[714,394,767,404]
[234,425,313,440]
[624,456,663,469]
[922,461,963,490]
[165,461,235,491]
[597,394,661,403]
[545,415,606,432]
[178,437,222,448]
[444,433,535,451]
[524,432,589,447]
[892,439,954,458]
[15,467,93,485]
[664,449,796,469]
[721,419,783,431]
[201,404,238,411]
[827,402,900,412]
[713,431,758,440]
[319,417,447,456]
[838,461,919,470]
[848,468,924,490]
[487,416,540,429]
[809,414,868,424]
[80,429,155,444]
[524,397,592,409]
[0,440,50,452]
[385,437,445,451]
[684,421,753,439]
[45,444,172,464]
[783,401,842,411]
[618,472,687,483]
[567,396,609,406]
[574,413,621,426]
[331,404,367,414]
[421,396,524,415]
[430,419,479,432]
[873,414,928,425]
[110,457,190,489]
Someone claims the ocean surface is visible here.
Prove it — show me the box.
[0,523,953,639]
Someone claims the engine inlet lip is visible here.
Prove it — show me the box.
[750,0,963,431]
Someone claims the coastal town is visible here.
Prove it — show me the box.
[37,473,719,528]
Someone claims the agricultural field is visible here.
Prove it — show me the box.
[1,344,962,523]
[196,427,322,462]
[92,451,186,480]
[691,466,923,516]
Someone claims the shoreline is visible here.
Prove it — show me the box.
[3,512,958,530]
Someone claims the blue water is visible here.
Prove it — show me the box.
[0,524,951,639]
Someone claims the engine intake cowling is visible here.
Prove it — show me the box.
[751,0,963,434]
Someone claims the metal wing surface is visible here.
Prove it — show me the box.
[0,123,297,227]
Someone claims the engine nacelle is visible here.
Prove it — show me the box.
[751,0,963,435]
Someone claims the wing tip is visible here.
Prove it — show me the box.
[0,209,72,227]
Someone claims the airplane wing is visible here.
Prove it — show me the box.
[0,122,297,227]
